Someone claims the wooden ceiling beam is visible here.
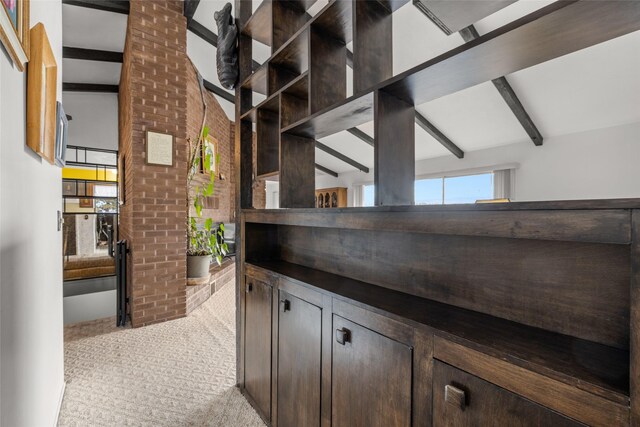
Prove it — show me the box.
[62,0,129,14]
[63,83,119,93]
[316,141,369,173]
[459,24,543,146]
[414,112,464,158]
[203,79,235,104]
[63,46,123,63]
[315,163,338,177]
[188,19,261,71]
[183,0,201,24]
[347,128,374,147]
[347,48,462,158]
[413,0,515,35]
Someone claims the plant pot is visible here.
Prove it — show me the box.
[187,254,211,278]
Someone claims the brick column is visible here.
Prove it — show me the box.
[119,0,188,327]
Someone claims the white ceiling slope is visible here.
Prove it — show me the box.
[62,0,640,175]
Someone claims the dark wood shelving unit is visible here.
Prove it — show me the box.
[246,260,629,405]
[234,1,640,425]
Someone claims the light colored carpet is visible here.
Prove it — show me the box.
[59,283,265,427]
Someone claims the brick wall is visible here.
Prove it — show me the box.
[186,257,236,314]
[119,0,188,327]
[119,0,265,328]
[186,59,265,222]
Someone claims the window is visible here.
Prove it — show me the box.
[415,172,494,205]
[362,184,375,207]
[359,171,498,207]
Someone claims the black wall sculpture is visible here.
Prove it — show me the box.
[215,3,238,90]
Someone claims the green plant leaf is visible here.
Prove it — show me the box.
[205,218,213,231]
[202,126,209,139]
[219,223,225,232]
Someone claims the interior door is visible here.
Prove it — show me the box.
[244,276,273,421]
[332,315,412,427]
[277,291,322,427]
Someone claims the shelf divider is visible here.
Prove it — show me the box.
[280,133,315,208]
[374,90,415,206]
[353,0,393,93]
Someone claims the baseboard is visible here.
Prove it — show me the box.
[54,381,67,426]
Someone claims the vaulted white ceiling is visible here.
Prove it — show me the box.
[61,0,640,176]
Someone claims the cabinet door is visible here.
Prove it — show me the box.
[433,361,582,426]
[244,277,272,421]
[332,315,412,427]
[277,291,322,427]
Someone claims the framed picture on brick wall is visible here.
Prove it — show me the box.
[145,130,174,166]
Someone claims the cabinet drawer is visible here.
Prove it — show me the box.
[433,360,582,426]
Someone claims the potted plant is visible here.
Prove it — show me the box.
[186,125,228,279]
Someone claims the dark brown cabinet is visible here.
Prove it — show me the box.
[433,361,582,427]
[276,291,322,427]
[244,276,273,422]
[331,315,413,427]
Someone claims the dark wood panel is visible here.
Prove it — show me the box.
[309,27,346,114]
[268,64,300,96]
[242,72,308,123]
[385,1,640,105]
[332,315,412,427]
[248,260,630,405]
[282,91,374,139]
[278,226,630,348]
[433,360,582,427]
[279,134,315,208]
[311,0,352,43]
[242,0,272,46]
[238,118,254,209]
[245,222,280,263]
[434,338,628,426]
[277,292,322,427]
[281,92,308,129]
[415,0,516,35]
[631,210,640,426]
[353,1,392,93]
[241,62,268,96]
[256,109,280,177]
[243,208,632,244]
[271,28,309,75]
[272,1,310,53]
[244,277,272,421]
[374,90,415,206]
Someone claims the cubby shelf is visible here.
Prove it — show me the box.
[274,1,640,141]
[240,71,309,122]
[242,0,273,46]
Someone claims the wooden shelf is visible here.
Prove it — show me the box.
[242,202,636,245]
[280,1,640,141]
[241,71,309,123]
[312,0,352,43]
[281,92,374,139]
[247,260,629,405]
[240,61,268,95]
[242,0,273,46]
[271,28,309,74]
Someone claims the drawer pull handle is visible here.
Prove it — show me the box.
[336,328,350,345]
[246,283,253,293]
[281,299,291,312]
[445,385,466,410]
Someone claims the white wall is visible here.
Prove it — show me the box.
[0,1,65,425]
[64,290,116,324]
[315,122,640,205]
[63,92,118,150]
